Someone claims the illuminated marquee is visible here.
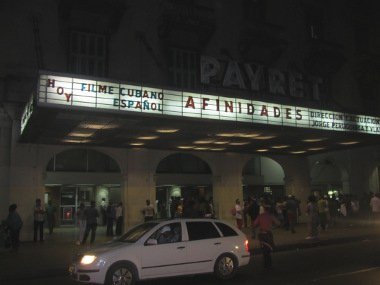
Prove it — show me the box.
[21,73,380,135]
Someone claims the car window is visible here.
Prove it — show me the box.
[147,222,182,245]
[118,222,159,243]
[215,222,238,237]
[186,221,220,241]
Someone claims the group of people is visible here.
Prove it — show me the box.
[77,200,124,245]
[230,191,380,270]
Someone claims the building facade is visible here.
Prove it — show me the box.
[1,0,379,240]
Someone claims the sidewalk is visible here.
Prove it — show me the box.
[1,218,379,282]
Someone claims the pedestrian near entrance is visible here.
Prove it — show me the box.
[247,196,260,239]
[306,195,319,240]
[317,195,329,230]
[143,199,155,222]
[106,201,115,236]
[115,202,123,235]
[33,198,45,242]
[253,204,280,269]
[82,201,99,245]
[234,199,243,230]
[46,200,57,235]
[5,204,23,252]
[285,195,298,233]
[76,203,86,245]
[369,193,380,223]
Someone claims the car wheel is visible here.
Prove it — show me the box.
[214,254,237,280]
[105,261,137,285]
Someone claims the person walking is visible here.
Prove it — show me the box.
[247,196,260,238]
[369,193,380,224]
[76,202,86,245]
[285,195,298,233]
[115,202,123,235]
[5,204,23,252]
[106,201,115,237]
[306,195,319,240]
[317,195,329,230]
[234,199,243,230]
[253,203,280,269]
[328,194,339,227]
[143,199,155,222]
[33,198,45,242]
[46,200,57,235]
[82,201,99,245]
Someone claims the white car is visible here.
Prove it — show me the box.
[69,218,251,285]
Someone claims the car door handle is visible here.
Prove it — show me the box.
[214,242,221,245]
[177,246,186,249]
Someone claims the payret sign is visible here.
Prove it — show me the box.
[27,73,380,135]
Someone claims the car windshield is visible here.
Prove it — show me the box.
[118,222,159,243]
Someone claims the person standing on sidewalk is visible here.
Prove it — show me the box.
[306,195,319,240]
[143,199,155,222]
[33,198,45,242]
[5,204,23,252]
[45,200,57,235]
[115,202,123,235]
[76,202,86,245]
[285,195,298,233]
[82,201,99,245]
[106,201,115,237]
[317,195,329,230]
[253,203,280,269]
[234,199,243,230]
[247,196,260,238]
[369,193,380,224]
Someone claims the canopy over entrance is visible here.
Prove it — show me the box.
[19,72,380,155]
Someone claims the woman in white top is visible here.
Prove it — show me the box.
[235,199,243,229]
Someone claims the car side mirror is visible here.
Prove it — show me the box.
[146,238,158,246]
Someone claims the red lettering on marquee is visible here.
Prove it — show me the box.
[185,96,195,109]
[261,105,268,116]
[64,93,72,102]
[225,101,233,112]
[47,79,55,88]
[202,98,209,109]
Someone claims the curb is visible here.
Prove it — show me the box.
[250,234,380,255]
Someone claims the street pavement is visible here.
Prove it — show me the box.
[1,218,380,282]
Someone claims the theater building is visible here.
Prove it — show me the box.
[1,0,379,240]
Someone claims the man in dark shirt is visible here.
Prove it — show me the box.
[82,201,99,245]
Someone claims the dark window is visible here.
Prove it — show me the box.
[46,149,120,173]
[68,31,107,77]
[186,221,220,240]
[215,222,238,237]
[243,0,267,22]
[156,153,211,174]
[55,149,87,172]
[306,7,325,40]
[169,48,199,90]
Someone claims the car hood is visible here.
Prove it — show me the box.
[85,241,134,256]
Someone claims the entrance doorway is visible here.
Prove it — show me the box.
[242,156,285,203]
[44,148,122,227]
[45,184,121,226]
[155,153,213,218]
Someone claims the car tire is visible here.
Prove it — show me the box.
[105,261,137,285]
[214,253,237,280]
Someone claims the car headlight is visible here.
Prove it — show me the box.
[80,255,97,265]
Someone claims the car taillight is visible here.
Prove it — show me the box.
[244,239,249,252]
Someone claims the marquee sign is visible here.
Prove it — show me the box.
[21,73,380,135]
